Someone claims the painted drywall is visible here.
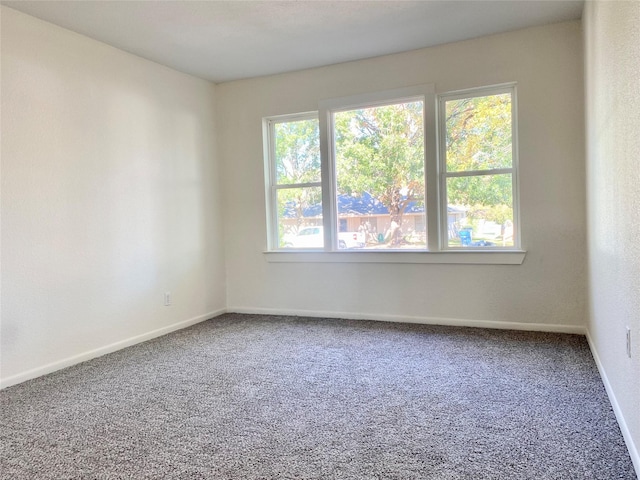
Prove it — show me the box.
[583,1,640,471]
[0,7,226,385]
[217,21,586,330]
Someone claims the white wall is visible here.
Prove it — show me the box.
[584,1,640,471]
[218,21,586,330]
[2,5,635,467]
[0,7,226,386]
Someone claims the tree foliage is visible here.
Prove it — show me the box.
[274,119,320,185]
[334,102,425,243]
[274,119,322,243]
[272,94,515,246]
[445,93,512,173]
[445,93,514,224]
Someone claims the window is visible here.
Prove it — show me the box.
[264,83,520,256]
[333,99,426,249]
[264,113,322,249]
[439,85,518,249]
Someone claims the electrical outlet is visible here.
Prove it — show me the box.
[164,292,171,306]
[626,326,631,358]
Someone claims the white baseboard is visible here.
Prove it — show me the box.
[586,331,640,477]
[228,306,587,335]
[0,309,226,390]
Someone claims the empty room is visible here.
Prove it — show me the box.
[1,1,638,478]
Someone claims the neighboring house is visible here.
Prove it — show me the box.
[281,192,466,242]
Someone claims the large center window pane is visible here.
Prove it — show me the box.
[333,100,426,249]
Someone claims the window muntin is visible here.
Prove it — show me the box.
[439,86,518,249]
[264,84,520,254]
[333,100,426,249]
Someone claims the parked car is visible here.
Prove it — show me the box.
[284,226,365,249]
[471,240,495,247]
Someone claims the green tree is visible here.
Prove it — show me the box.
[445,94,513,224]
[275,119,320,185]
[274,119,322,242]
[334,102,425,244]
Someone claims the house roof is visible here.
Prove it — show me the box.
[283,192,429,218]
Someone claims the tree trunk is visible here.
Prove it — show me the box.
[387,188,404,245]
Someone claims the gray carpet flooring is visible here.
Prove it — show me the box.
[0,313,636,479]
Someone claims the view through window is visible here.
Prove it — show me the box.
[334,100,426,249]
[271,116,322,249]
[442,89,516,248]
[264,84,519,252]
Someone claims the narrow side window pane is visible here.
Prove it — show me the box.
[446,174,514,247]
[277,187,323,248]
[274,119,320,185]
[445,93,512,172]
[334,101,426,250]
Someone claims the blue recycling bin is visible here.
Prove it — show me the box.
[459,228,472,246]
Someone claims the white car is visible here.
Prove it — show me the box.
[285,226,365,249]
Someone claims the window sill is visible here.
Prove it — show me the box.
[264,250,526,265]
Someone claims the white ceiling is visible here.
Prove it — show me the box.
[2,1,584,83]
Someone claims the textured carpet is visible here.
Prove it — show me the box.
[0,313,636,479]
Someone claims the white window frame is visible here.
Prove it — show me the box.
[263,111,320,251]
[437,83,520,251]
[319,85,437,252]
[263,83,525,264]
